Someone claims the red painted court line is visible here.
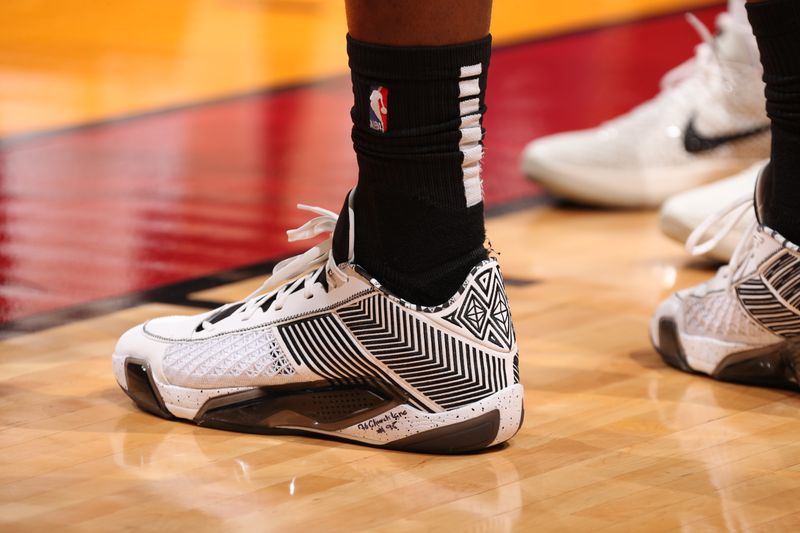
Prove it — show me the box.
[0,6,722,323]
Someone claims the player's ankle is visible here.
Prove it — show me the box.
[748,0,800,243]
[756,162,800,244]
[346,36,492,306]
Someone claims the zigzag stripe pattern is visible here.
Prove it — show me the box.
[764,252,800,310]
[277,314,430,411]
[338,295,507,410]
[737,276,800,337]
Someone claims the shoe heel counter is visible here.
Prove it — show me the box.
[512,351,521,385]
[430,259,519,387]
[437,260,516,347]
[496,273,520,386]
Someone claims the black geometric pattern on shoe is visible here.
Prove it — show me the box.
[442,267,515,350]
[278,313,433,412]
[653,216,800,392]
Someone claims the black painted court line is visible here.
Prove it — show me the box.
[0,196,546,339]
[485,194,556,217]
[0,257,271,338]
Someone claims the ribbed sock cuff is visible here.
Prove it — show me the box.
[346,34,491,81]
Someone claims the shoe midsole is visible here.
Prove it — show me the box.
[656,325,800,390]
[114,352,524,447]
[679,333,761,375]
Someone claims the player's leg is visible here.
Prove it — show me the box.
[111,0,523,453]
[651,0,800,390]
[345,0,491,46]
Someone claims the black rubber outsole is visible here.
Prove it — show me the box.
[121,358,517,454]
[655,318,800,391]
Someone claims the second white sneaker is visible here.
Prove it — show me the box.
[652,211,800,389]
[521,13,768,207]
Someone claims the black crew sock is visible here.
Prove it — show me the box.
[342,35,492,306]
[747,0,800,243]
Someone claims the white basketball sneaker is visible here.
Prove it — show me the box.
[112,191,523,453]
[521,13,768,207]
[651,166,800,389]
[659,160,764,262]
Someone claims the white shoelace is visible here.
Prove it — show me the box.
[200,204,349,331]
[685,195,758,289]
[612,14,734,129]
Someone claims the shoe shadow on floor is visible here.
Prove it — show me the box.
[629,348,665,370]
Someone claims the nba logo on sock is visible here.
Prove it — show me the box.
[369,86,388,132]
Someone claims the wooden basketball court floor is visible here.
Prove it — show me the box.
[5,1,800,531]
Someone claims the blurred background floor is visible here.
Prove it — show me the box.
[1,0,719,137]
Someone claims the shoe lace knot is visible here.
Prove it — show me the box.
[200,204,348,331]
[685,194,758,290]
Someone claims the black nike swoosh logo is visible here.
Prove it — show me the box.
[683,116,770,154]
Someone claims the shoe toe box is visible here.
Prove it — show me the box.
[650,294,699,373]
[112,321,183,418]
[113,314,198,391]
[650,294,682,350]
[659,193,699,241]
[522,131,587,170]
[522,126,637,169]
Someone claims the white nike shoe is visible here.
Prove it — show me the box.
[112,191,523,453]
[659,160,764,262]
[522,13,768,207]
[651,171,800,388]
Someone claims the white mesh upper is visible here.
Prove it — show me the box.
[163,328,295,388]
[681,290,772,343]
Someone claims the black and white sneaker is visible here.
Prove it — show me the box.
[652,167,800,389]
[112,192,523,453]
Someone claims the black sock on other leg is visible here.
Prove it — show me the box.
[747,0,800,242]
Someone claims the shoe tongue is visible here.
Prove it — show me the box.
[332,189,356,264]
[714,14,759,65]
